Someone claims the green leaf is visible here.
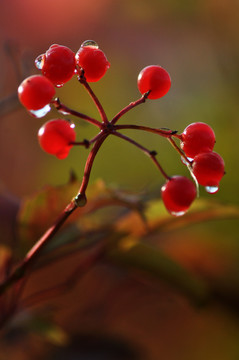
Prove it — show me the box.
[145,198,239,231]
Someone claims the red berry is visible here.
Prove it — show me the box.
[36,44,76,87]
[180,122,216,158]
[161,176,197,216]
[38,119,76,159]
[192,151,225,192]
[75,42,110,82]
[137,65,171,100]
[18,75,55,111]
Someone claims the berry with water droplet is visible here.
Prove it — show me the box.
[180,122,216,158]
[35,54,44,70]
[37,44,76,87]
[81,40,99,48]
[18,75,55,111]
[75,42,110,82]
[161,176,197,216]
[192,151,225,191]
[38,119,76,159]
[137,65,171,100]
[29,104,51,118]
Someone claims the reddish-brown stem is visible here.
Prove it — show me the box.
[71,132,107,149]
[70,139,90,148]
[77,131,109,196]
[112,131,170,180]
[114,124,177,138]
[78,75,108,124]
[168,137,192,165]
[173,134,183,141]
[0,201,77,296]
[0,132,109,299]
[52,98,101,128]
[111,92,150,125]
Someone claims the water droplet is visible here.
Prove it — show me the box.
[35,54,44,70]
[74,193,87,207]
[171,210,186,217]
[181,156,193,165]
[29,104,51,118]
[58,108,70,115]
[81,40,99,48]
[55,83,64,88]
[205,185,219,194]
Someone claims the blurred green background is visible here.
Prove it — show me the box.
[1,0,239,359]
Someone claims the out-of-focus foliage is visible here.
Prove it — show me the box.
[1,0,239,359]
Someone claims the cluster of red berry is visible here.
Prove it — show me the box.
[18,40,225,217]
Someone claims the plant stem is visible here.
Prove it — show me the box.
[0,201,77,296]
[0,135,110,298]
[111,92,150,125]
[52,98,101,128]
[168,137,192,165]
[112,131,170,180]
[114,124,177,138]
[78,75,108,124]
[77,132,109,196]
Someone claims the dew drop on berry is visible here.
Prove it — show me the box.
[35,54,44,70]
[205,185,219,194]
[55,83,64,88]
[181,156,193,165]
[81,40,99,48]
[171,210,186,217]
[29,103,51,118]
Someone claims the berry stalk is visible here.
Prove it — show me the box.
[114,124,177,138]
[0,201,77,296]
[78,72,108,124]
[52,98,101,127]
[76,131,109,199]
[111,92,150,125]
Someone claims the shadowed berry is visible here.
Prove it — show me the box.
[192,151,225,192]
[38,119,76,159]
[161,176,197,216]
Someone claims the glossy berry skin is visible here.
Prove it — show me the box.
[137,65,171,100]
[180,122,216,158]
[18,75,55,110]
[38,119,76,159]
[192,151,225,189]
[75,45,110,82]
[39,44,76,87]
[161,176,197,216]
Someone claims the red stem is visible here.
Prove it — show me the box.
[111,92,149,125]
[78,76,108,124]
[77,131,109,196]
[168,137,192,165]
[0,201,77,295]
[52,99,101,128]
[114,124,177,138]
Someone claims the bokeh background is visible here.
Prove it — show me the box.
[1,0,239,359]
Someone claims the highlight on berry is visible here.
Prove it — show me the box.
[18,40,225,216]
